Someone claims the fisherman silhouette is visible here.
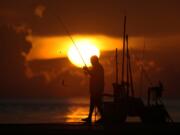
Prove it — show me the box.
[82,55,104,123]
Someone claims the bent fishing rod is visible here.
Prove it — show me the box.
[47,4,87,68]
[56,15,87,67]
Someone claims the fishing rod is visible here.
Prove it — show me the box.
[55,15,87,67]
[46,3,87,67]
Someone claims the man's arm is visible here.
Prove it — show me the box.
[83,66,92,75]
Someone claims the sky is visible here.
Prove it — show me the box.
[1,0,180,59]
[1,0,180,36]
[0,0,180,99]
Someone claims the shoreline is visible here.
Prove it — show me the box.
[0,122,179,134]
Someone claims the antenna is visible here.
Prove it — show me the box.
[139,41,146,96]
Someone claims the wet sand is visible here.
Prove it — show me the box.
[0,123,179,135]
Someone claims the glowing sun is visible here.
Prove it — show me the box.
[68,40,100,67]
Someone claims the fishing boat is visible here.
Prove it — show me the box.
[102,16,173,124]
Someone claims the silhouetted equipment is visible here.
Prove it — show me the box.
[144,81,174,123]
[147,81,164,106]
[102,16,173,124]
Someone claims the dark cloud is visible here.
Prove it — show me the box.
[28,49,180,98]
[34,4,46,18]
[0,0,180,37]
[29,58,90,97]
[0,25,51,99]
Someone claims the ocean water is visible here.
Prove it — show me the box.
[0,98,179,124]
[163,99,180,122]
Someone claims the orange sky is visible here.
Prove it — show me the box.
[1,0,180,99]
[26,35,121,60]
[27,34,180,61]
[26,34,152,61]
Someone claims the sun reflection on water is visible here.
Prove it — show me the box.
[65,106,100,123]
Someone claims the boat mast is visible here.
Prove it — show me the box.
[115,48,119,84]
[126,35,129,95]
[122,16,126,84]
[126,35,134,96]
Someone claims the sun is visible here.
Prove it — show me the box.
[67,39,100,67]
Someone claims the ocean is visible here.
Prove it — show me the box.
[0,98,179,124]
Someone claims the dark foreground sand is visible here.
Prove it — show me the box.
[0,123,179,135]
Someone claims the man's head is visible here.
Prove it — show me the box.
[90,55,99,66]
